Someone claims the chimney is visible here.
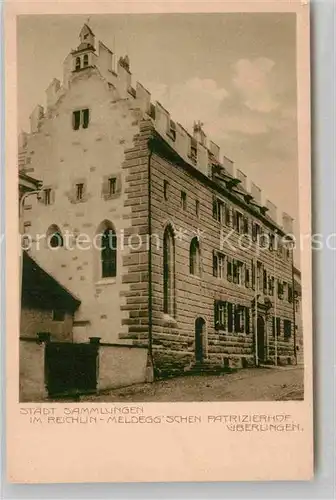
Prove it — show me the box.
[209,140,220,161]
[266,200,278,223]
[251,182,262,204]
[282,212,294,234]
[236,169,247,190]
[222,155,234,175]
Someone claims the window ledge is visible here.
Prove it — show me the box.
[95,278,117,286]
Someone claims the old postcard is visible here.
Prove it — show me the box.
[6,0,313,483]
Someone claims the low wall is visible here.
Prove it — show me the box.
[97,344,148,391]
[20,338,47,402]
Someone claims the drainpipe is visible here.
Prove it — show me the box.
[291,251,297,365]
[147,138,154,378]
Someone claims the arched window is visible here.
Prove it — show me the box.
[83,54,89,67]
[189,237,200,276]
[98,222,117,278]
[163,225,175,316]
[75,57,81,71]
[46,225,63,249]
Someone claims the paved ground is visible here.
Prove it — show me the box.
[81,365,304,402]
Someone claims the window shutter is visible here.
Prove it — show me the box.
[72,111,80,130]
[234,305,240,332]
[214,301,219,329]
[213,251,218,277]
[245,268,250,288]
[233,260,238,283]
[252,223,257,241]
[227,303,233,332]
[232,210,237,230]
[227,258,232,281]
[212,197,218,220]
[245,308,250,334]
[82,109,90,129]
[263,269,268,294]
[272,316,275,336]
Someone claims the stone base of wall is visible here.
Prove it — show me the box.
[97,344,149,391]
[153,348,194,378]
[20,338,47,402]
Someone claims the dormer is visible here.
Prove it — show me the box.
[71,23,96,72]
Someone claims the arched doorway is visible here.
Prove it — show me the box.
[195,317,206,363]
[257,315,265,363]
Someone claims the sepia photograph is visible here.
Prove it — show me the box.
[18,12,304,403]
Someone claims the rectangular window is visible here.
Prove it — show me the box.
[72,109,90,130]
[43,188,52,205]
[268,276,275,295]
[288,285,293,303]
[252,222,261,242]
[243,216,249,234]
[234,305,245,333]
[233,260,243,285]
[195,199,200,217]
[283,282,288,301]
[72,110,81,130]
[284,319,292,339]
[181,191,187,210]
[212,252,218,277]
[235,211,243,233]
[278,280,284,299]
[108,177,117,196]
[164,180,169,200]
[82,108,90,129]
[225,205,231,226]
[76,183,84,200]
[217,253,226,279]
[263,269,268,294]
[52,310,65,322]
[257,261,262,291]
[212,198,224,222]
[227,303,234,333]
[215,300,227,331]
[251,261,256,290]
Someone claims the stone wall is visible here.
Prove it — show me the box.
[149,145,296,376]
[21,307,73,342]
[21,67,145,345]
[20,338,47,402]
[98,344,148,391]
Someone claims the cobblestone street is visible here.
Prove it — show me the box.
[81,365,304,403]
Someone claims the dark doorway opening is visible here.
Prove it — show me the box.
[257,315,265,364]
[195,317,206,363]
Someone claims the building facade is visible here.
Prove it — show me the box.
[19,24,298,384]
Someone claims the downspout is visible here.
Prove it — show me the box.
[147,138,154,378]
[291,252,297,365]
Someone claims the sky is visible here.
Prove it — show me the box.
[17,13,299,260]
